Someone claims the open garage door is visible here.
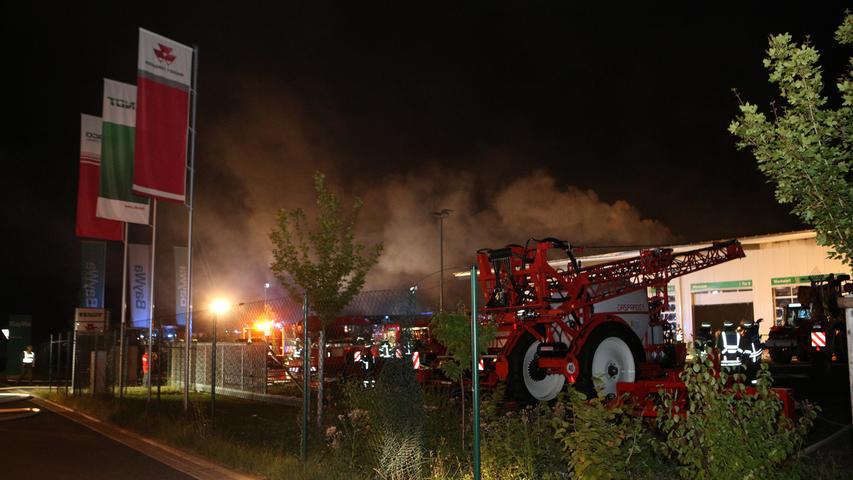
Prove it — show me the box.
[692,283,754,333]
[694,303,754,333]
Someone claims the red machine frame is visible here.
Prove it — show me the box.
[477,238,745,383]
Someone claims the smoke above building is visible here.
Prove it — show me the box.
[182,82,673,309]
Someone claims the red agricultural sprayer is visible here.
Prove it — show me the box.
[475,237,749,404]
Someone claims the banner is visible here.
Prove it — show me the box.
[97,79,150,224]
[133,28,193,202]
[75,114,123,240]
[128,243,152,328]
[80,241,106,308]
[174,246,188,326]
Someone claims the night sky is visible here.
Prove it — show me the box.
[1,3,848,341]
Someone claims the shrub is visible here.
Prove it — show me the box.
[657,350,817,479]
[553,388,667,479]
[337,358,426,479]
[479,385,568,480]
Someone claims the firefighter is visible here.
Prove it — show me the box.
[21,345,35,384]
[379,340,392,359]
[740,319,763,383]
[717,321,743,369]
[141,351,158,386]
[694,322,714,358]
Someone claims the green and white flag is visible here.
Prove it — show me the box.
[97,79,150,224]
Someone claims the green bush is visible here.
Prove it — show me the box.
[552,388,667,479]
[335,358,426,479]
[657,350,817,479]
[479,385,568,480]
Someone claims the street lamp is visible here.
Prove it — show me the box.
[431,208,453,312]
[209,298,230,426]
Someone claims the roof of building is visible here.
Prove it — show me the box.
[453,230,818,278]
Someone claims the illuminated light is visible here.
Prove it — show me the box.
[0,329,8,339]
[210,298,230,315]
[254,320,273,336]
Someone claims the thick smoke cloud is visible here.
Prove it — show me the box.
[359,169,673,297]
[188,84,673,308]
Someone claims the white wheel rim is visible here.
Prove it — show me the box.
[591,337,636,397]
[522,340,565,401]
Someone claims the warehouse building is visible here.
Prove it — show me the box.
[576,230,850,341]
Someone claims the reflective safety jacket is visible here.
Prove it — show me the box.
[22,351,35,365]
[741,339,763,364]
[718,331,743,367]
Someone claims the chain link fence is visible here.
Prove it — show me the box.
[166,341,267,395]
[46,288,423,398]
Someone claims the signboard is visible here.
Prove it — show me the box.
[75,308,106,333]
[648,285,676,295]
[691,280,752,293]
[770,273,848,286]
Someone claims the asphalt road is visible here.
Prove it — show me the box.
[0,395,195,480]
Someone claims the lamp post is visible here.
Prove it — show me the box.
[264,282,270,306]
[431,209,452,312]
[210,298,229,427]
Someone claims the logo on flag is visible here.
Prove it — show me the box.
[811,331,826,348]
[154,44,176,65]
[134,28,193,202]
[75,114,123,241]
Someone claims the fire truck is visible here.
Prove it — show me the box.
[766,274,851,368]
[280,315,439,381]
[475,237,749,402]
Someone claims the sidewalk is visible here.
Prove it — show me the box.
[28,392,262,480]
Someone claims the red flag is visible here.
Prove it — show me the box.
[133,29,193,203]
[76,114,123,241]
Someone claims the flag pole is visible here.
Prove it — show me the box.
[183,45,199,413]
[147,198,157,403]
[118,222,129,400]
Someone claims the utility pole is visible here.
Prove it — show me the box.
[431,209,452,312]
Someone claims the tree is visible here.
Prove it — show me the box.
[729,13,853,267]
[270,171,382,429]
[430,308,495,449]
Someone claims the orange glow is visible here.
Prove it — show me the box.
[254,320,273,336]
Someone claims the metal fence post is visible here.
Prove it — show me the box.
[71,329,78,395]
[65,332,71,395]
[48,334,54,391]
[470,265,481,480]
[302,291,309,462]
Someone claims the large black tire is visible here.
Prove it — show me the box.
[769,348,792,365]
[506,328,567,403]
[577,323,645,399]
